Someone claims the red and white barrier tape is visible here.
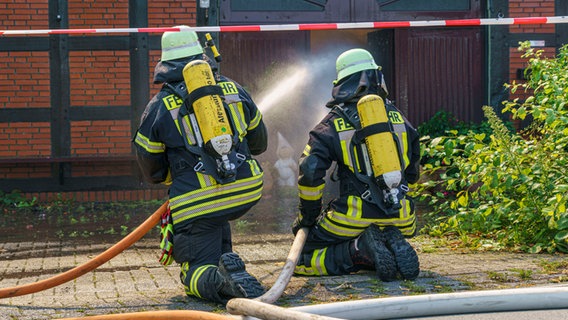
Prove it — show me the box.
[1,16,566,36]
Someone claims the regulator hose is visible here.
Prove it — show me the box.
[0,201,169,299]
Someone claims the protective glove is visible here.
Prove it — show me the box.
[158,207,174,266]
[291,210,320,235]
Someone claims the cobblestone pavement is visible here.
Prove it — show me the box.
[1,233,567,320]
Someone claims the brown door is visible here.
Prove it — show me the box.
[393,28,484,125]
[218,31,309,93]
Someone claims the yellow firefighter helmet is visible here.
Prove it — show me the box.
[334,48,379,83]
[161,26,204,61]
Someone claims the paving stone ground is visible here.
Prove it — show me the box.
[1,232,567,320]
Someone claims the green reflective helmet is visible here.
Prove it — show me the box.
[334,48,379,83]
[161,27,204,61]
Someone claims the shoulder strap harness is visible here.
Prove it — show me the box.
[163,81,249,184]
[330,104,407,216]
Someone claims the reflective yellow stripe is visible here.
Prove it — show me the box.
[249,158,261,175]
[196,171,215,187]
[219,81,239,95]
[294,263,318,276]
[320,197,416,237]
[302,144,311,156]
[392,123,410,169]
[163,94,183,110]
[400,131,410,168]
[181,115,197,145]
[249,109,262,130]
[320,215,362,237]
[227,102,247,141]
[298,183,325,201]
[170,173,263,224]
[312,248,328,275]
[134,132,165,153]
[189,264,216,298]
[340,139,352,171]
[294,248,328,276]
[174,118,182,135]
[173,187,263,224]
[338,130,354,171]
[352,145,362,173]
[321,197,366,236]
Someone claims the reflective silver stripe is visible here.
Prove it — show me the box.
[312,248,327,275]
[326,212,367,228]
[249,109,262,130]
[340,58,373,72]
[298,184,324,200]
[134,132,165,153]
[392,123,409,168]
[196,171,215,187]
[170,174,263,223]
[338,130,355,169]
[224,93,240,104]
[320,217,362,237]
[172,188,262,223]
[227,102,247,140]
[168,107,180,120]
[170,174,262,208]
[162,41,201,54]
[181,115,197,145]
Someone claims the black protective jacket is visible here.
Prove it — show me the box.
[134,57,268,229]
[297,70,420,238]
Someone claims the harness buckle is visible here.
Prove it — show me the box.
[193,161,204,172]
[236,152,246,161]
[361,189,372,200]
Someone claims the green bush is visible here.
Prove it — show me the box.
[414,41,568,253]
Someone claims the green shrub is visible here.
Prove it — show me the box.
[415,41,568,253]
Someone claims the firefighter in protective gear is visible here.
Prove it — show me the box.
[133,27,268,304]
[293,48,421,281]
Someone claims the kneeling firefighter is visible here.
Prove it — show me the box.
[293,48,421,281]
[133,27,268,304]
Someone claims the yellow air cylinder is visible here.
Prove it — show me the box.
[182,60,233,158]
[356,94,402,190]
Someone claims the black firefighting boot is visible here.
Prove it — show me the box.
[350,224,397,281]
[383,225,420,280]
[217,252,265,299]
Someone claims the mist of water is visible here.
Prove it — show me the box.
[247,46,364,226]
[256,66,309,114]
[250,49,348,174]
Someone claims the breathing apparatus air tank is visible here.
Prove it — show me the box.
[182,59,235,174]
[356,94,403,207]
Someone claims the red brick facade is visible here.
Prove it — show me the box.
[508,0,556,103]
[509,0,555,33]
[0,0,561,203]
[0,0,196,203]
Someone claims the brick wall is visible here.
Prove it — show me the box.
[69,51,131,107]
[0,122,51,158]
[68,0,129,29]
[1,0,561,203]
[0,0,48,29]
[0,52,51,109]
[508,0,556,104]
[0,0,196,203]
[509,0,555,34]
